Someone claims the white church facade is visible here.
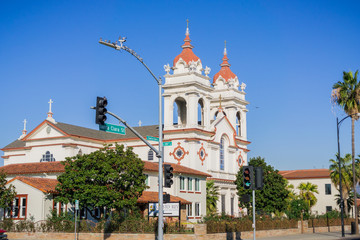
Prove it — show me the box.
[0,25,250,222]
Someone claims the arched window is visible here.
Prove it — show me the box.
[198,99,204,126]
[236,111,241,136]
[220,137,225,170]
[148,150,154,161]
[40,151,56,162]
[173,97,187,126]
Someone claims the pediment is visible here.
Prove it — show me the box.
[23,121,67,141]
[212,115,237,147]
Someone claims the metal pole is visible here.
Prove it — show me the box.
[253,189,256,240]
[158,81,164,240]
[74,208,77,240]
[337,117,345,237]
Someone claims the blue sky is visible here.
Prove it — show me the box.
[1,0,360,170]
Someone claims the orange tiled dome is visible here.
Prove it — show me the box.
[213,48,237,83]
[173,27,201,66]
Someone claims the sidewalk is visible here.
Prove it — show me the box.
[243,231,360,240]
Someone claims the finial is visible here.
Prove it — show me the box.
[47,98,56,123]
[224,40,227,56]
[23,119,27,131]
[138,120,142,127]
[186,19,189,36]
[18,119,27,140]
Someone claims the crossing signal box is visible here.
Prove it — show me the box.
[255,167,264,190]
[95,97,108,125]
[164,164,173,188]
[243,166,254,190]
[163,193,170,203]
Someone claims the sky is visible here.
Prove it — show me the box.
[1,0,360,170]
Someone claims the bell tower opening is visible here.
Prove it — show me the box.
[236,111,241,136]
[198,99,204,126]
[173,97,187,127]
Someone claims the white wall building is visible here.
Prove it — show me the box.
[279,169,339,215]
[1,24,249,221]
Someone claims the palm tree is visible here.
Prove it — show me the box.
[206,180,219,215]
[297,182,319,212]
[332,70,360,233]
[330,153,354,216]
[335,192,354,216]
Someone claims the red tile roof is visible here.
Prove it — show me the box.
[279,169,331,179]
[144,161,211,177]
[7,176,191,204]
[0,161,211,177]
[7,176,58,193]
[137,191,191,204]
[207,177,235,183]
[0,161,65,175]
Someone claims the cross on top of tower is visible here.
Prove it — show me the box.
[47,98,56,123]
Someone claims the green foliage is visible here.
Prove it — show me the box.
[297,182,319,211]
[206,180,219,215]
[329,153,359,216]
[0,170,17,208]
[285,198,310,220]
[235,157,289,214]
[55,144,147,221]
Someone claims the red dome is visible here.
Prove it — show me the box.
[173,29,201,66]
[213,51,237,83]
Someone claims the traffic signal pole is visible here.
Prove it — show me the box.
[99,36,164,240]
[253,189,256,240]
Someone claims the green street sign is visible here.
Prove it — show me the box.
[99,123,125,135]
[146,136,172,147]
[163,142,172,146]
[146,136,159,142]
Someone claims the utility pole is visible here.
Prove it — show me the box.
[98,36,164,240]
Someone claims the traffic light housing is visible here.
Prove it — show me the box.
[164,164,173,188]
[95,97,108,125]
[163,193,170,203]
[255,167,264,190]
[243,166,254,190]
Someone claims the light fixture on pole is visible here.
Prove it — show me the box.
[337,112,360,238]
[99,37,164,240]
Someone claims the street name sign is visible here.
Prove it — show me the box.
[146,136,159,141]
[99,123,125,135]
[146,136,172,146]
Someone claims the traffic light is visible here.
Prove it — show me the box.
[163,193,170,203]
[255,167,264,190]
[243,166,254,190]
[164,164,173,188]
[95,97,108,125]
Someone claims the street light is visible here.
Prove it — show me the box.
[337,112,360,237]
[99,36,165,240]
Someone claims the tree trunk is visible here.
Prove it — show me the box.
[351,117,359,234]
[343,190,349,216]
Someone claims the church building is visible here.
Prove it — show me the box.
[0,24,250,222]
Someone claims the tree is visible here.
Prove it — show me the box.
[206,180,219,215]
[235,157,289,214]
[329,153,354,216]
[297,182,319,211]
[285,198,310,220]
[0,170,16,209]
[335,192,354,216]
[332,69,360,233]
[55,144,147,221]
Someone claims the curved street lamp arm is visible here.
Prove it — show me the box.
[99,38,161,85]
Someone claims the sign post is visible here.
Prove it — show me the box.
[75,200,79,240]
